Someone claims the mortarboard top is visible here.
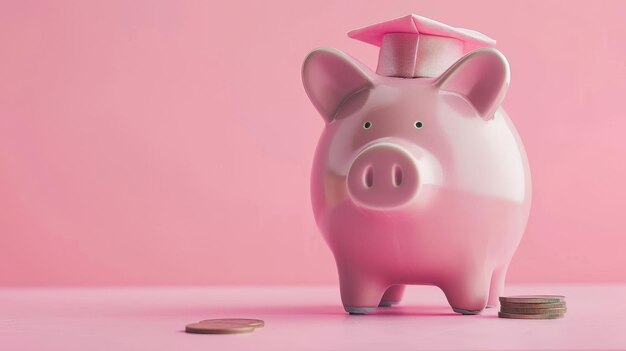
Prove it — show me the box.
[348,14,496,78]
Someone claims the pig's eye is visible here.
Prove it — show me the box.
[363,121,372,129]
[414,121,424,129]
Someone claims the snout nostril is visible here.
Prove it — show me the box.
[363,166,374,189]
[392,164,403,187]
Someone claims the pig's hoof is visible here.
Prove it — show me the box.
[378,300,399,307]
[452,307,482,315]
[345,306,376,315]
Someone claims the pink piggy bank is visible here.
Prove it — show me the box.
[302,15,531,314]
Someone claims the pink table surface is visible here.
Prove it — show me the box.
[1,285,625,350]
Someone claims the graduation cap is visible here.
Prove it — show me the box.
[348,14,496,78]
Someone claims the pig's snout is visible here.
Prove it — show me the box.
[347,143,419,209]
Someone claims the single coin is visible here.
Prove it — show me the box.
[499,295,565,304]
[199,318,265,328]
[500,307,567,315]
[500,301,566,309]
[185,321,255,334]
[498,311,565,319]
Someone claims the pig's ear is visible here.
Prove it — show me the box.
[435,48,510,120]
[302,48,374,123]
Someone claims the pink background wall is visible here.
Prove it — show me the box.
[1,1,625,286]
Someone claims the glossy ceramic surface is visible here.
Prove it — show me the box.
[302,21,531,315]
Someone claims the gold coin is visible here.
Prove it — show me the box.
[500,307,567,315]
[185,321,255,334]
[498,311,565,319]
[499,295,565,304]
[500,301,566,309]
[199,318,264,328]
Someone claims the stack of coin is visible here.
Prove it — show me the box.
[498,295,566,319]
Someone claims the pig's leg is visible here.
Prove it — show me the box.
[379,285,405,307]
[486,266,508,308]
[338,269,386,314]
[441,271,490,315]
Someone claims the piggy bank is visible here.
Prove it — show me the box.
[302,15,531,314]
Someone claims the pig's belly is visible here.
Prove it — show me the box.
[318,184,529,284]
